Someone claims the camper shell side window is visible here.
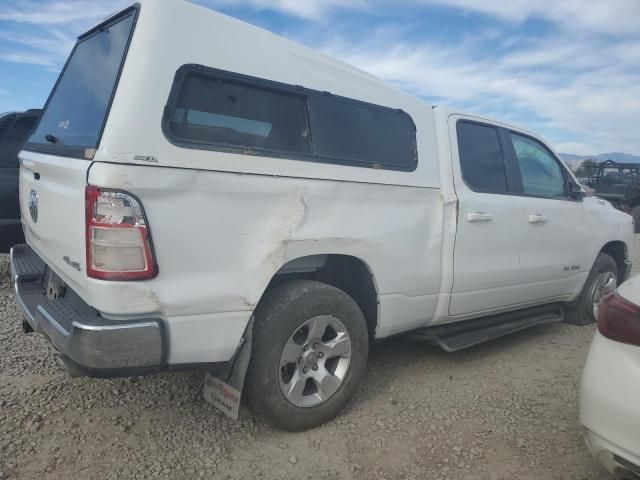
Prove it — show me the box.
[163,65,418,172]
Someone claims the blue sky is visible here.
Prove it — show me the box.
[0,0,639,156]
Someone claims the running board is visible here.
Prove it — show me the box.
[410,305,564,352]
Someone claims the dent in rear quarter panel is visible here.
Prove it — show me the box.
[87,162,444,337]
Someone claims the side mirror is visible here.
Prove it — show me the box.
[569,182,586,200]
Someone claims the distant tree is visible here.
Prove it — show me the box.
[574,159,598,178]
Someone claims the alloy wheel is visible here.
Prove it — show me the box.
[278,315,352,407]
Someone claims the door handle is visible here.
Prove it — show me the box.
[466,212,494,223]
[528,214,549,224]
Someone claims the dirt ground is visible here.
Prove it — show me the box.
[3,239,638,480]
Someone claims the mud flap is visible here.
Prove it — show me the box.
[202,317,253,420]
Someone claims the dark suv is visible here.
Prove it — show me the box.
[0,109,41,253]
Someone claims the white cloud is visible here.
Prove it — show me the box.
[0,51,58,67]
[320,34,640,153]
[414,0,640,35]
[0,0,128,68]
[198,0,640,154]
[0,0,124,25]
[0,27,76,65]
[0,0,637,154]
[200,0,366,20]
[197,0,640,153]
[202,0,640,35]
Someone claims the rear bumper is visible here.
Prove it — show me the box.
[10,244,166,377]
[584,429,640,479]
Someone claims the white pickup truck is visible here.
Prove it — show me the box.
[10,0,633,430]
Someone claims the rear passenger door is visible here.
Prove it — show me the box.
[506,131,588,299]
[448,117,526,316]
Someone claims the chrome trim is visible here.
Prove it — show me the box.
[10,244,165,372]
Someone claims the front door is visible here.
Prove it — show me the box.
[506,131,589,300]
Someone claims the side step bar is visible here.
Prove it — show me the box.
[410,305,564,352]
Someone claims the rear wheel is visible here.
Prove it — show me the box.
[244,280,369,431]
[631,206,640,233]
[565,253,618,325]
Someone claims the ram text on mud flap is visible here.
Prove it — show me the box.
[203,374,242,420]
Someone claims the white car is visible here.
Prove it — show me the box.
[9,0,634,430]
[581,276,640,479]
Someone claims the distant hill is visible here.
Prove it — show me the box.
[559,152,640,164]
[558,153,587,162]
[596,152,640,163]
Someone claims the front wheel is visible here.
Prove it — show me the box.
[565,253,618,325]
[244,280,369,431]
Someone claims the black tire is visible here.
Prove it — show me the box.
[632,206,640,233]
[244,280,369,431]
[565,253,618,326]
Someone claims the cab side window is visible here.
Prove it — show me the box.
[457,121,508,194]
[510,133,566,198]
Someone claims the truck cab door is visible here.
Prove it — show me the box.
[448,117,527,316]
[505,131,590,300]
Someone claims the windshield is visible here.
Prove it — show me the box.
[26,9,136,157]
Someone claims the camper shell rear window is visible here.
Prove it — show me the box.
[163,65,418,171]
[24,6,138,159]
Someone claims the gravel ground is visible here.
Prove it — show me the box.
[2,240,639,480]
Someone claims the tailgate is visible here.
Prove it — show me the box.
[15,7,138,305]
[20,150,90,302]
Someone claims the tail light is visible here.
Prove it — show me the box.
[598,292,640,346]
[85,186,158,280]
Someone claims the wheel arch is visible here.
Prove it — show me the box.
[599,240,629,284]
[262,254,380,339]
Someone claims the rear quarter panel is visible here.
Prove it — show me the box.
[87,163,444,337]
[81,0,447,362]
